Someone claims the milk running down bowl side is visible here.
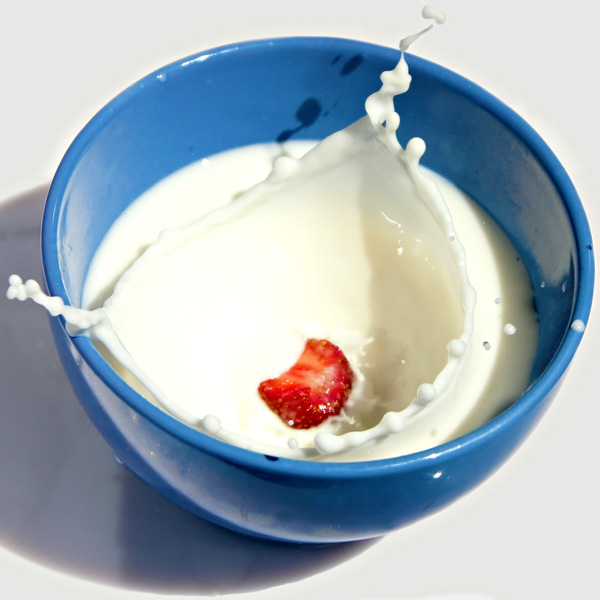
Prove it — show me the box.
[42,38,593,543]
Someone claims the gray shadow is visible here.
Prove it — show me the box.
[0,186,376,595]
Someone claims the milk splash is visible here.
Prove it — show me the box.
[8,7,478,458]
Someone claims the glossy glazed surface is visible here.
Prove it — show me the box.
[41,38,593,542]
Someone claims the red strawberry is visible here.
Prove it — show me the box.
[258,338,354,429]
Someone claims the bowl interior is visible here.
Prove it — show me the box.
[42,37,593,459]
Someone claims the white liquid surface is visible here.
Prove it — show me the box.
[81,141,538,462]
[6,11,539,460]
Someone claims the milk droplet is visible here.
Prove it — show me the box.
[504,323,517,335]
[314,432,345,455]
[399,5,446,52]
[406,136,426,160]
[422,4,447,25]
[202,414,221,433]
[571,319,586,333]
[25,279,41,294]
[448,339,466,357]
[381,411,404,433]
[417,383,436,404]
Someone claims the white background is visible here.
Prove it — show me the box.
[0,1,598,599]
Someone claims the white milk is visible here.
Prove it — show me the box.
[5,7,539,460]
[6,147,538,461]
[76,145,537,461]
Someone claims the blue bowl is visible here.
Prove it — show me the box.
[41,37,594,543]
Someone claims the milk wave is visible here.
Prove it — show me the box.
[7,9,536,460]
[6,28,484,460]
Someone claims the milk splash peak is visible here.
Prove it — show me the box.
[8,8,485,458]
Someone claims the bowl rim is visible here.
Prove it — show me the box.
[41,36,594,477]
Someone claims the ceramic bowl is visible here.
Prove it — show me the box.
[42,37,593,543]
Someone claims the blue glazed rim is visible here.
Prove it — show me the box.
[41,37,594,478]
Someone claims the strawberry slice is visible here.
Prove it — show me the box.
[258,338,354,429]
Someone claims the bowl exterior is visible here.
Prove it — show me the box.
[42,38,593,542]
[49,315,561,543]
